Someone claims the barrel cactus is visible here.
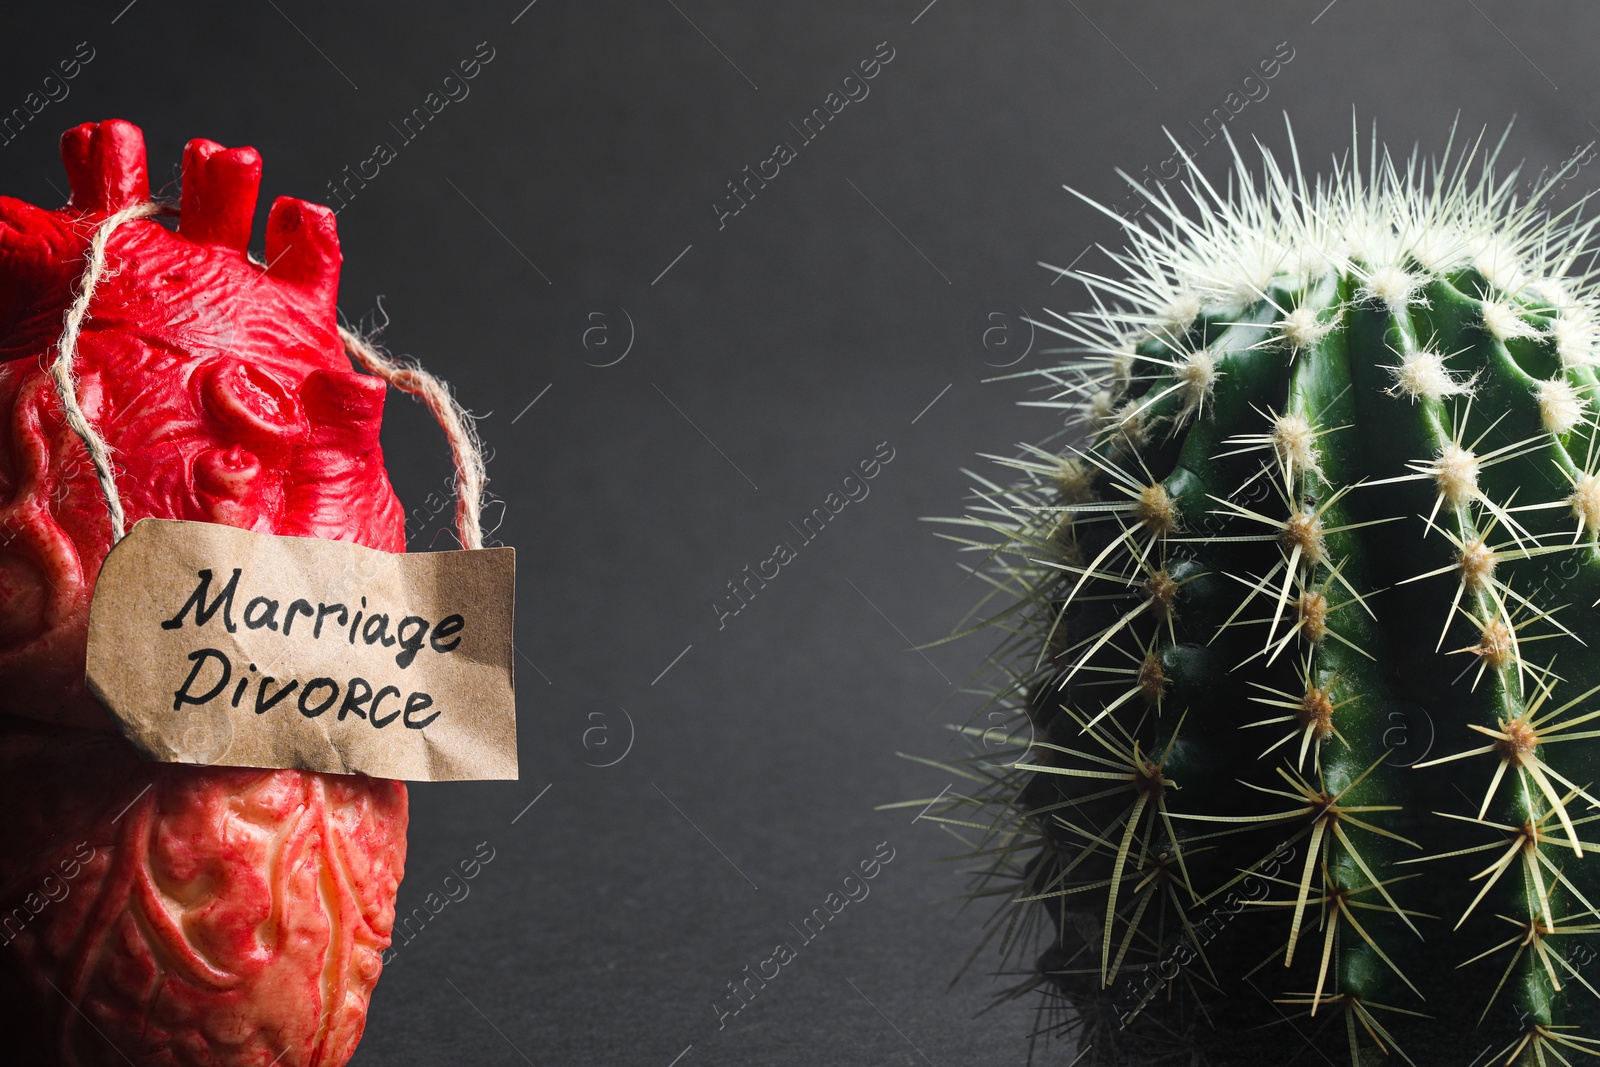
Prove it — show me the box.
[918,124,1600,1064]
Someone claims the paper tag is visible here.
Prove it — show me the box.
[86,519,517,781]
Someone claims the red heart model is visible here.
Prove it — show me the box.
[0,118,408,1067]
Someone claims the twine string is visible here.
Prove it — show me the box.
[49,202,163,542]
[47,203,486,550]
[338,326,486,551]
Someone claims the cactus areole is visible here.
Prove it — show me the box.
[0,119,408,1066]
[927,125,1600,1065]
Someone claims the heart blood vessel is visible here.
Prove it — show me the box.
[0,119,408,1067]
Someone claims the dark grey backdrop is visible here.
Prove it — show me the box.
[0,2,1594,1064]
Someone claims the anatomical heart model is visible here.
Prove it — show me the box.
[0,119,408,1066]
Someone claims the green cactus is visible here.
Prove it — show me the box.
[914,123,1600,1065]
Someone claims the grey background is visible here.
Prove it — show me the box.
[0,2,1594,1064]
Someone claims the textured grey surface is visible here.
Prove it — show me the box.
[0,2,1595,1063]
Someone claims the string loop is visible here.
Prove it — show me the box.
[47,204,486,549]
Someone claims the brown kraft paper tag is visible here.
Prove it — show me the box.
[85,518,518,781]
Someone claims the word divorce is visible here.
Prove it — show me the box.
[162,567,466,730]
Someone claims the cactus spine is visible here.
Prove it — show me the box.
[918,123,1600,1065]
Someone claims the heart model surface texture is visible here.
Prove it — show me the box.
[0,118,409,1067]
